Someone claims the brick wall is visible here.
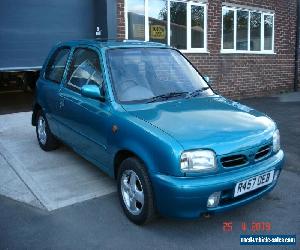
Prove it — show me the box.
[117,0,298,98]
[117,0,125,39]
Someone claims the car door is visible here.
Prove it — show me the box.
[38,47,71,136]
[57,47,111,168]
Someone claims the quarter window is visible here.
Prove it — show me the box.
[66,48,103,92]
[222,6,274,53]
[125,0,207,52]
[45,47,70,83]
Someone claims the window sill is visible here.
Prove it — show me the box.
[180,49,210,54]
[220,50,276,55]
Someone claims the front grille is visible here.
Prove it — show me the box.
[221,154,248,167]
[255,145,271,160]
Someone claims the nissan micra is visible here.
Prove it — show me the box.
[32,40,284,224]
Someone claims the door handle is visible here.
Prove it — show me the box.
[59,99,65,109]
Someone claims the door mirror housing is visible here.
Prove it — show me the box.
[81,85,105,101]
[203,75,210,83]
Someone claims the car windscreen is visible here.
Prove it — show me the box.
[107,48,213,103]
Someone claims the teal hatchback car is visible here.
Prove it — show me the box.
[32,40,284,224]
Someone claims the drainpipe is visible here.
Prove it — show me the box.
[294,0,300,91]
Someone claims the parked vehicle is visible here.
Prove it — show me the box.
[32,40,284,224]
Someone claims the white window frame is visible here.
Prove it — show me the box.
[124,0,208,53]
[221,6,275,54]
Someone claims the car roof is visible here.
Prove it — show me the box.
[56,39,169,49]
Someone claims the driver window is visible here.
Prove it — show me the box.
[66,48,103,92]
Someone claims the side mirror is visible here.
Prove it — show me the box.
[81,85,105,101]
[203,75,210,83]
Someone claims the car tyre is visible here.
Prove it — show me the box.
[36,110,59,151]
[118,157,156,225]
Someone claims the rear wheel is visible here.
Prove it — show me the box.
[36,110,59,151]
[118,157,156,225]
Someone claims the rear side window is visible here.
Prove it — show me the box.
[66,48,103,92]
[45,47,70,83]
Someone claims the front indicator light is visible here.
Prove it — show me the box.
[207,191,221,208]
[273,129,280,153]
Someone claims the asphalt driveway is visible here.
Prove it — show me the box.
[0,92,299,250]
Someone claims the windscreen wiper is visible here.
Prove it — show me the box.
[186,87,210,98]
[146,91,188,103]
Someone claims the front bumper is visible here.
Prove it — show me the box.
[151,150,284,219]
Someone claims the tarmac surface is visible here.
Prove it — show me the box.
[0,91,299,249]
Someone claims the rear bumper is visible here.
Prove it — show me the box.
[151,150,284,219]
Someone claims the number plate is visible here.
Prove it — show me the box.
[234,170,274,197]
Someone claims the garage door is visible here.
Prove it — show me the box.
[0,0,104,70]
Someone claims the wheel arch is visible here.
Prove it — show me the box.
[114,149,140,179]
[32,103,42,126]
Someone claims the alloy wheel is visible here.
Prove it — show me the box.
[120,169,145,215]
[37,116,47,145]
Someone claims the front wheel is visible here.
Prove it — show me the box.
[117,157,156,225]
[35,110,59,151]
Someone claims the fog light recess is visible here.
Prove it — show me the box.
[207,191,221,208]
[273,170,280,182]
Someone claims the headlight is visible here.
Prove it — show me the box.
[273,129,280,153]
[180,150,217,172]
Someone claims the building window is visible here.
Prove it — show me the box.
[264,14,274,50]
[222,8,234,50]
[126,0,145,40]
[125,0,207,52]
[222,6,274,53]
[148,0,168,44]
[250,12,261,51]
[237,10,248,50]
[170,1,187,50]
[191,4,205,49]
